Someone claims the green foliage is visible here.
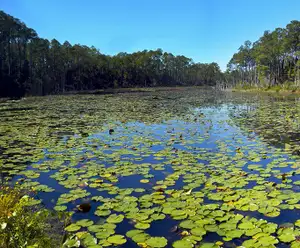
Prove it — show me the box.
[0,187,68,248]
[0,11,222,98]
[227,20,300,90]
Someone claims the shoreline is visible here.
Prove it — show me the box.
[231,88,300,96]
[0,86,216,99]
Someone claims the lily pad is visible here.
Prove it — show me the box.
[106,214,124,224]
[172,239,194,248]
[76,219,94,227]
[107,234,127,245]
[65,224,81,232]
[146,237,168,247]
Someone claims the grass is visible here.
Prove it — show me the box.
[233,82,300,94]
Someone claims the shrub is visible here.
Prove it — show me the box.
[0,186,69,248]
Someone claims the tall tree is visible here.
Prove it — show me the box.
[0,10,222,97]
[227,20,300,88]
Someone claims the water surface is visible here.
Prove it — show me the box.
[1,89,300,247]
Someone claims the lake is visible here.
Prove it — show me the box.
[1,88,300,248]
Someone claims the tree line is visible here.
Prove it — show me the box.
[0,11,222,97]
[225,20,300,89]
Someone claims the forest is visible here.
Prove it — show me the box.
[226,20,300,89]
[0,11,222,97]
[0,10,299,97]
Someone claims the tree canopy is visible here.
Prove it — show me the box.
[0,11,222,97]
[225,20,300,89]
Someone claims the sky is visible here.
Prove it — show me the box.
[1,0,300,71]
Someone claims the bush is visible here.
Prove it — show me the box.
[0,186,69,248]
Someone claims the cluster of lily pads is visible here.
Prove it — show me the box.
[1,90,300,247]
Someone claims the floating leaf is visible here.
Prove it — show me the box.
[146,237,168,247]
[54,205,67,211]
[172,239,194,248]
[107,235,127,245]
[65,224,81,232]
[135,222,150,230]
[106,214,124,224]
[76,219,94,227]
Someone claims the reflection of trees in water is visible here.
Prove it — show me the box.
[229,95,300,154]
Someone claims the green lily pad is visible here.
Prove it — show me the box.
[191,227,206,237]
[54,205,67,211]
[258,235,278,245]
[126,229,143,238]
[106,214,124,224]
[107,234,127,245]
[225,229,244,239]
[95,209,111,216]
[76,219,94,227]
[172,239,194,248]
[295,220,300,227]
[238,221,255,230]
[135,222,151,229]
[132,232,150,243]
[278,232,296,243]
[179,220,196,229]
[146,237,168,247]
[65,224,81,232]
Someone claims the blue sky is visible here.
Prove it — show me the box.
[1,0,300,70]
